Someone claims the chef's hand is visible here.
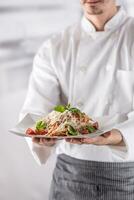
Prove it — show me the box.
[65,129,125,146]
[32,137,57,146]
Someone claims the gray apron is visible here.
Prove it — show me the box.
[49,154,134,200]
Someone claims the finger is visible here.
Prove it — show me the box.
[82,136,108,145]
[70,138,83,144]
[106,129,123,145]
[41,138,57,145]
[42,138,56,142]
[65,138,81,142]
[32,137,56,146]
[65,138,72,142]
[65,138,82,144]
[32,138,45,145]
[102,131,111,138]
[39,138,44,145]
[65,137,106,145]
[32,137,40,144]
[84,131,112,145]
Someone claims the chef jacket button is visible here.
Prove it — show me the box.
[79,66,88,72]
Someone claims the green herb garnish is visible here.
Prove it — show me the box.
[54,103,82,114]
[65,103,71,110]
[54,105,66,113]
[67,125,79,136]
[86,125,96,133]
[68,107,81,114]
[36,120,47,131]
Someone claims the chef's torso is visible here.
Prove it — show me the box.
[47,8,134,162]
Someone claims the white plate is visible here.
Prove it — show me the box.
[9,112,126,139]
[9,128,107,139]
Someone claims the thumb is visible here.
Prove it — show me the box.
[102,131,111,138]
[39,138,44,144]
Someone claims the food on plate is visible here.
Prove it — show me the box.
[26,104,99,137]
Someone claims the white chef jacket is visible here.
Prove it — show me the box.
[19,6,134,165]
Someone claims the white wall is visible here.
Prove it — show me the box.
[0,1,81,200]
[126,0,134,16]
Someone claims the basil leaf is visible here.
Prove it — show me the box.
[54,105,66,113]
[68,107,81,114]
[86,125,96,133]
[36,120,47,131]
[54,104,81,114]
[65,103,71,110]
[54,104,79,113]
[67,125,78,136]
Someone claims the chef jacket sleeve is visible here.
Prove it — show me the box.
[19,38,61,166]
[109,110,134,161]
[108,43,134,161]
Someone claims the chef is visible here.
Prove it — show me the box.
[19,0,134,199]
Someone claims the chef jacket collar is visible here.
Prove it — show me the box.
[81,6,128,34]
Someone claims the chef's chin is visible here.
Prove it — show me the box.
[85,6,104,15]
[87,9,103,15]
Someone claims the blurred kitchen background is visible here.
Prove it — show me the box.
[0,0,133,200]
